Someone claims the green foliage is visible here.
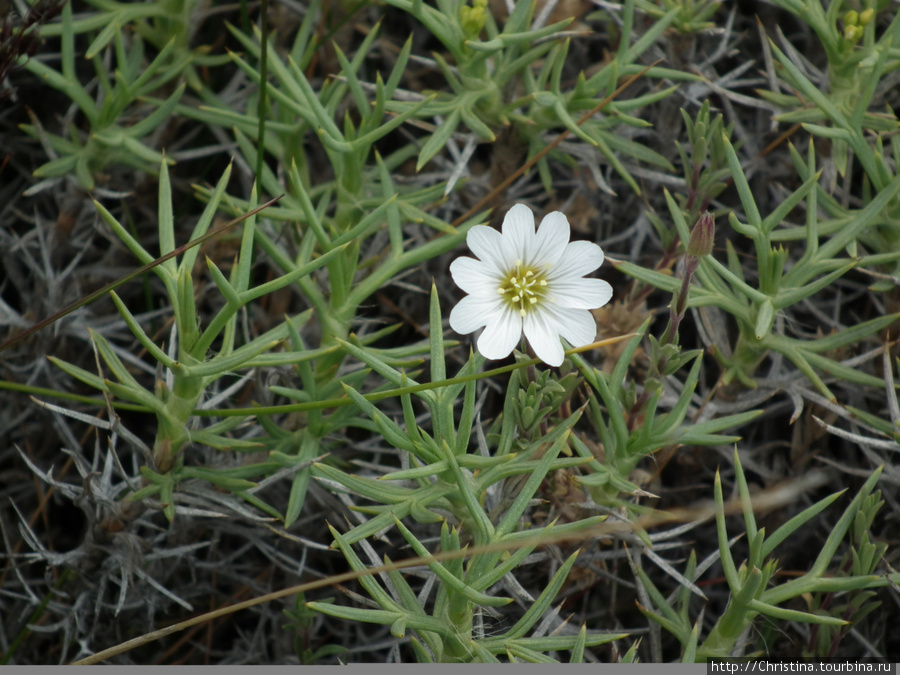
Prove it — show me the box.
[283,594,348,664]
[616,109,900,400]
[379,0,682,189]
[35,0,229,90]
[6,0,900,665]
[633,0,721,34]
[635,451,890,661]
[759,0,900,287]
[571,329,761,505]
[47,160,347,517]
[298,287,628,662]
[20,2,185,188]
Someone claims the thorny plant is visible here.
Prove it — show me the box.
[0,0,898,665]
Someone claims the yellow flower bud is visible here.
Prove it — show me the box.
[461,0,488,39]
[844,25,863,42]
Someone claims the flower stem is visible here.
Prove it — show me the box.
[630,213,715,422]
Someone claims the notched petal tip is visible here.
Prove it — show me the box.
[502,203,536,234]
[501,203,536,264]
[531,211,570,267]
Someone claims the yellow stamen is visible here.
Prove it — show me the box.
[497,261,549,316]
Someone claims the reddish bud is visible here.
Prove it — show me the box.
[687,212,715,259]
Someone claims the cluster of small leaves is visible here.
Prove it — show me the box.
[672,101,732,222]
[570,329,760,505]
[35,0,232,90]
[192,13,482,350]
[303,288,625,662]
[376,0,682,191]
[513,361,579,436]
[616,107,899,400]
[19,2,186,189]
[633,0,721,34]
[803,487,889,658]
[760,0,900,284]
[635,452,890,661]
[46,161,333,518]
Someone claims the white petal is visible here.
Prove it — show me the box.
[477,307,522,360]
[547,240,604,280]
[466,225,509,271]
[550,278,613,309]
[501,204,536,265]
[450,256,502,297]
[529,211,569,268]
[522,310,565,367]
[449,294,502,334]
[549,306,598,348]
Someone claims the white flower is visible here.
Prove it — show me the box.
[449,203,613,367]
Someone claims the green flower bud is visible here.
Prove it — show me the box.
[461,0,488,39]
[859,8,875,26]
[686,212,715,259]
[844,24,863,42]
[844,10,859,27]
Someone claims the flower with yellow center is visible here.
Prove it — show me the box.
[449,203,613,366]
